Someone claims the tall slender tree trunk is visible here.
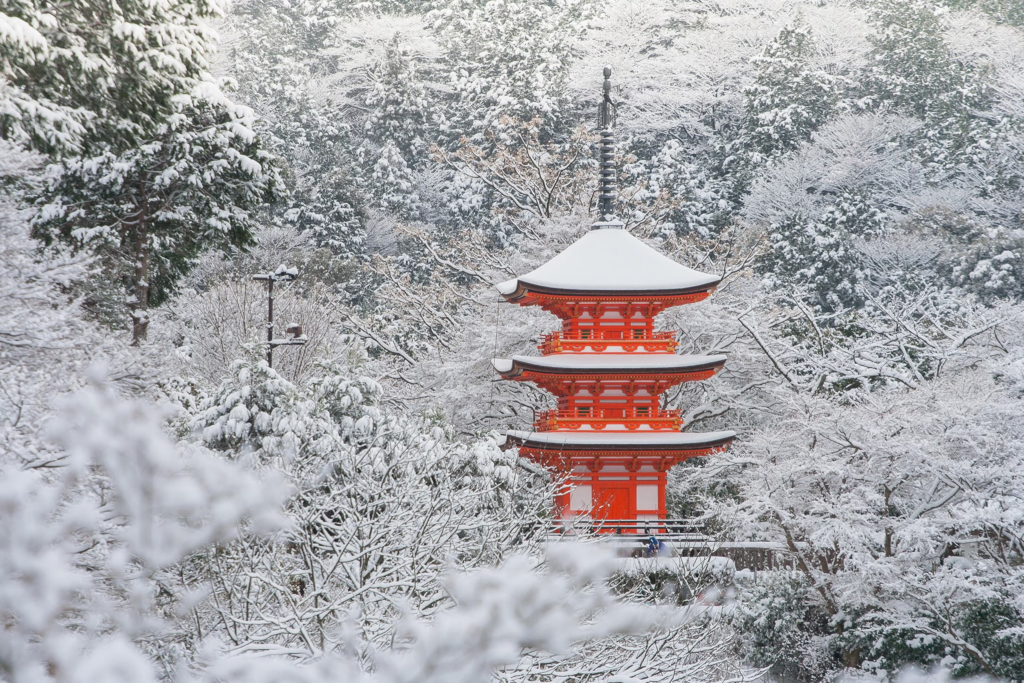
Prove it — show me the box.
[129,181,152,345]
[842,645,862,669]
[130,214,151,345]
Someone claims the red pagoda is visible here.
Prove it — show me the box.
[494,68,734,530]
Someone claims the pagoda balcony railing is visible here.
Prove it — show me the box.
[539,330,677,355]
[534,409,682,432]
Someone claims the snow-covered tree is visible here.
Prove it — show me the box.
[865,0,1000,173]
[696,365,1024,677]
[177,355,548,658]
[2,0,284,345]
[357,35,433,217]
[681,273,1024,678]
[1,0,223,154]
[743,20,849,162]
[428,0,596,138]
[32,88,282,343]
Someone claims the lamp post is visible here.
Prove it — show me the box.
[253,265,307,368]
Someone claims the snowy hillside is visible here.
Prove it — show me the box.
[2,0,1023,681]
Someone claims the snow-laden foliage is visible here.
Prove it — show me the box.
[865,0,1000,174]
[0,378,701,682]
[357,36,432,217]
[0,374,287,683]
[681,294,1024,678]
[427,0,596,138]
[731,571,836,680]
[743,20,851,162]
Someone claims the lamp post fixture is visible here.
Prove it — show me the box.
[253,265,307,368]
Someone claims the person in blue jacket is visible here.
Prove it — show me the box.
[646,535,666,557]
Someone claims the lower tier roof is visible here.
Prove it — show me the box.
[492,353,726,376]
[502,430,736,451]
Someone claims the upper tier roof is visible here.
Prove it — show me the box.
[496,228,721,298]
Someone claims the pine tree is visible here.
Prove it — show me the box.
[225,0,365,256]
[865,0,998,173]
[33,91,282,343]
[359,35,432,217]
[428,0,595,139]
[743,21,848,162]
[758,191,886,313]
[1,0,225,154]
[5,0,282,342]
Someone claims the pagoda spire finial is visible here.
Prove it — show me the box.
[595,66,621,230]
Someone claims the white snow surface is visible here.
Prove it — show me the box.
[493,353,726,372]
[496,229,720,295]
[493,358,514,373]
[505,430,736,446]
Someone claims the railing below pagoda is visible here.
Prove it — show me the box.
[539,330,677,354]
[550,518,705,538]
[544,521,797,567]
[534,408,682,432]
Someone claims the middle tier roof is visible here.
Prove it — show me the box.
[492,353,727,379]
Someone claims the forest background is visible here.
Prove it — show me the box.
[2,0,1024,681]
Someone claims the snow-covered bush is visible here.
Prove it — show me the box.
[687,364,1024,678]
[732,571,836,681]
[0,373,287,683]
[179,356,547,659]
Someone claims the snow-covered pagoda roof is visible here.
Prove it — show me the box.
[502,430,736,451]
[492,353,726,376]
[496,228,721,299]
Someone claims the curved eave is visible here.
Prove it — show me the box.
[498,278,721,304]
[503,430,736,453]
[491,356,726,380]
